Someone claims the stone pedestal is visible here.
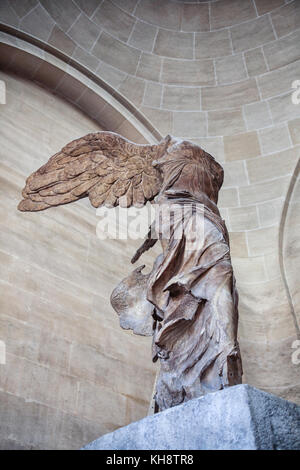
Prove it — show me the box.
[83,385,300,450]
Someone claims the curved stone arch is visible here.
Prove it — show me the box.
[0,27,163,145]
[279,158,300,338]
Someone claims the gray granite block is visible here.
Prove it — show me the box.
[82,384,300,450]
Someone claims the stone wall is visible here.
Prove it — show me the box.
[0,71,158,449]
[0,0,300,449]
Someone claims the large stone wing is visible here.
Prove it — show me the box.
[18,132,170,212]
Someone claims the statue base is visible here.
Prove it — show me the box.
[82,385,300,450]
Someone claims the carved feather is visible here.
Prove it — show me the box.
[18,132,171,212]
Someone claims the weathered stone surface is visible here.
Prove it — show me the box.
[83,385,300,450]
[19,131,242,413]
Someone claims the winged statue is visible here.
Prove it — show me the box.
[18,131,243,412]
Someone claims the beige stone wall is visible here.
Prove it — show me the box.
[0,71,158,449]
[283,163,300,363]
[0,0,300,449]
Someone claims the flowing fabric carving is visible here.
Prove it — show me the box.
[19,131,242,412]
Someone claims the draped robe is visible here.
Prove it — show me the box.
[111,144,243,412]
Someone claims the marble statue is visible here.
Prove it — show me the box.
[18,131,243,412]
